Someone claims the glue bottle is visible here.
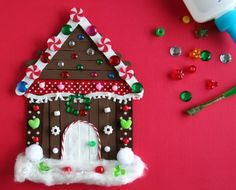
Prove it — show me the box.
[183,0,236,42]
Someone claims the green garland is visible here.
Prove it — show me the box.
[65,94,91,116]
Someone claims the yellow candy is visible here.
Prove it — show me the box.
[182,16,191,24]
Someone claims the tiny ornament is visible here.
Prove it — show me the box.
[25,144,43,162]
[117,147,134,166]
[26,65,41,80]
[47,36,62,51]
[189,48,201,59]
[39,82,45,89]
[70,7,84,22]
[51,126,61,136]
[103,125,113,135]
[104,146,111,152]
[109,55,120,66]
[180,91,192,102]
[52,147,59,154]
[97,37,111,52]
[104,107,111,113]
[119,66,134,80]
[200,50,212,61]
[122,105,129,112]
[54,110,61,116]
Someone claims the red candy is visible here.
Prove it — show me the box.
[123,138,129,145]
[40,52,51,63]
[32,136,39,143]
[61,71,70,79]
[71,53,79,59]
[171,69,185,80]
[109,55,120,66]
[187,65,197,73]
[207,80,218,89]
[79,109,88,116]
[33,105,40,111]
[95,166,105,174]
[122,105,129,112]
[62,166,72,173]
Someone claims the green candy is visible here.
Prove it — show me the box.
[120,118,132,129]
[131,82,143,93]
[155,27,165,37]
[28,118,40,129]
[61,25,73,35]
[113,165,125,177]
[38,162,50,172]
[88,140,96,147]
[76,64,84,70]
[84,105,91,110]
[96,59,103,65]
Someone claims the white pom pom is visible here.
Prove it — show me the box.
[25,144,43,162]
[117,147,134,166]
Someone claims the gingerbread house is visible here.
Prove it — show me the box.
[15,7,145,186]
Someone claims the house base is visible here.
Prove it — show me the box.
[14,153,146,186]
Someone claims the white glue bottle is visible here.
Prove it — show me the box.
[183,0,236,42]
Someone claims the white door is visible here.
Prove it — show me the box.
[61,120,100,163]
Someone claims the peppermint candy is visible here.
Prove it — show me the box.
[47,36,62,51]
[97,38,111,52]
[119,66,134,80]
[70,7,84,22]
[26,65,41,80]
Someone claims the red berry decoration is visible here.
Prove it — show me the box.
[171,69,185,80]
[32,136,39,143]
[123,138,129,145]
[61,71,70,79]
[122,105,129,112]
[95,166,105,174]
[79,109,88,116]
[33,105,40,111]
[40,52,51,63]
[207,80,218,89]
[109,55,120,66]
[62,166,72,174]
[187,65,197,73]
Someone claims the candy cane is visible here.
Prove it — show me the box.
[47,36,62,51]
[26,65,41,80]
[119,66,134,80]
[70,7,84,22]
[97,38,111,52]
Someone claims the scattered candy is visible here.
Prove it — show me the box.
[113,165,126,177]
[40,52,51,63]
[131,82,143,93]
[180,91,192,102]
[52,147,59,154]
[86,48,95,56]
[195,27,208,38]
[200,50,212,61]
[47,36,62,51]
[26,65,41,80]
[189,48,201,59]
[109,55,121,66]
[170,47,182,56]
[38,162,50,172]
[88,140,97,147]
[103,125,113,135]
[171,69,185,80]
[70,7,83,22]
[57,60,65,67]
[96,59,103,65]
[61,24,73,35]
[220,53,232,64]
[57,82,65,90]
[119,66,134,80]
[120,118,132,129]
[186,65,197,73]
[86,25,97,36]
[28,118,40,129]
[54,111,61,116]
[155,27,165,37]
[68,40,76,47]
[206,80,218,89]
[76,64,84,70]
[61,71,70,79]
[104,107,111,113]
[95,166,105,174]
[104,146,111,152]
[39,82,45,89]
[97,37,111,52]
[182,15,191,24]
[16,81,28,93]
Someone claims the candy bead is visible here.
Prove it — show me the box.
[33,105,40,111]
[109,55,120,66]
[131,82,143,93]
[84,105,91,110]
[76,64,84,70]
[104,146,111,152]
[108,72,116,79]
[90,72,98,78]
[58,60,64,67]
[79,109,88,116]
[187,65,197,73]
[123,138,129,145]
[61,25,73,35]
[60,71,69,79]
[86,48,95,56]
[220,53,232,64]
[171,69,185,80]
[155,27,165,37]
[32,136,39,143]
[77,34,85,40]
[170,47,182,56]
[195,27,208,38]
[54,111,61,116]
[96,59,103,65]
[86,25,97,36]
[52,147,59,154]
[200,50,212,61]
[68,40,76,47]
[180,91,192,102]
[71,53,78,59]
[189,48,201,59]
[62,166,72,173]
[16,81,28,93]
[104,107,111,113]
[112,85,118,91]
[95,166,105,174]
[206,80,218,89]
[122,105,129,112]
[182,15,191,24]
[40,52,51,63]
[88,140,96,147]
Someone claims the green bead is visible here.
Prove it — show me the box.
[131,82,143,93]
[61,25,73,35]
[96,59,103,65]
[73,110,79,116]
[155,27,165,37]
[66,106,73,113]
[180,91,192,102]
[76,64,84,70]
[88,140,96,147]
[83,97,91,105]
[200,50,212,61]
[84,105,91,110]
[38,162,50,172]
[66,101,71,106]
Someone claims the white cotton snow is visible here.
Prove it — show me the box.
[117,148,135,166]
[25,144,43,162]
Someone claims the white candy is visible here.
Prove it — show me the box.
[54,111,61,116]
[25,144,43,162]
[117,147,134,166]
[104,146,111,152]
[52,147,59,154]
[104,107,111,113]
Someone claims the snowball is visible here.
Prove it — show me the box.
[25,144,43,162]
[117,147,134,166]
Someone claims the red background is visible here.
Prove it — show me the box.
[1,0,236,190]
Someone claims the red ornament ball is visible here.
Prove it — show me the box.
[187,65,197,73]
[79,109,88,116]
[171,69,185,80]
[40,52,51,63]
[95,166,105,174]
[32,136,39,143]
[33,105,40,111]
[71,53,79,59]
[122,105,129,112]
[61,71,70,79]
[109,55,120,66]
[123,138,129,145]
[62,166,72,173]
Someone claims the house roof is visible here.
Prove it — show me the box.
[15,8,144,103]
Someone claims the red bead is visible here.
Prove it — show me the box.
[61,71,70,79]
[90,72,98,78]
[95,166,105,174]
[123,138,129,145]
[40,52,51,63]
[79,109,88,116]
[171,69,185,80]
[33,105,40,111]
[206,80,218,89]
[122,105,129,112]
[187,65,197,73]
[32,136,39,143]
[71,53,79,59]
[109,55,120,66]
[62,166,72,173]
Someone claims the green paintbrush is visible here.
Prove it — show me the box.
[186,86,236,116]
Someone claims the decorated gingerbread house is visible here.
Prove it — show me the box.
[15,8,145,186]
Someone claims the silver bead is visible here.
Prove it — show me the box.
[170,47,182,56]
[68,40,76,47]
[86,48,95,56]
[220,53,232,64]
[58,60,64,67]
